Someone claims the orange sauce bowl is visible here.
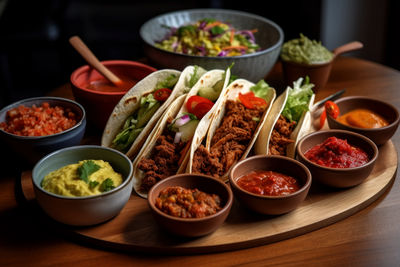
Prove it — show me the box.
[70,60,156,129]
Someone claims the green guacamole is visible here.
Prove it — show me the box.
[280,34,333,64]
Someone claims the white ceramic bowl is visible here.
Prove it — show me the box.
[32,145,133,226]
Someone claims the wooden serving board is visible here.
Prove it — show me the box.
[20,141,398,254]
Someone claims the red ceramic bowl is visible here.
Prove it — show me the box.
[70,60,156,129]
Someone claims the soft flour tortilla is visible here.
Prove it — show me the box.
[131,68,231,198]
[187,79,276,180]
[254,87,315,158]
[101,66,201,160]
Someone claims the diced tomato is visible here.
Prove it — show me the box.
[238,91,267,109]
[186,95,214,115]
[0,102,77,137]
[153,88,172,101]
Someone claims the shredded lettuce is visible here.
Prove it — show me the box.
[155,74,178,90]
[250,80,271,100]
[281,77,314,123]
[187,66,207,88]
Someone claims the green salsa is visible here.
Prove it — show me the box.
[280,34,333,65]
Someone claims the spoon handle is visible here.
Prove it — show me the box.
[69,36,122,86]
[332,41,363,58]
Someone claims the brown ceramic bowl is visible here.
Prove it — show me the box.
[281,60,332,93]
[147,174,233,237]
[229,155,311,215]
[297,129,378,188]
[70,60,156,129]
[326,96,400,146]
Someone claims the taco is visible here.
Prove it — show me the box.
[188,79,276,181]
[254,77,315,158]
[101,66,206,160]
[132,68,232,197]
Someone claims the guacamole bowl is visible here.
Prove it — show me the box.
[140,8,283,82]
[32,145,133,226]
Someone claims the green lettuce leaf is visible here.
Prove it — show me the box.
[250,80,271,100]
[281,77,314,123]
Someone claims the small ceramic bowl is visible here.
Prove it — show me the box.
[70,60,156,129]
[296,130,378,188]
[32,145,133,226]
[281,41,363,92]
[0,96,86,165]
[229,155,311,215]
[140,8,283,82]
[147,174,233,237]
[326,96,400,145]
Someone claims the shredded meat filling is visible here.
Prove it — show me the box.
[193,100,264,178]
[268,115,297,156]
[137,122,186,192]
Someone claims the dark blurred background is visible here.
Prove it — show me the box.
[0,0,397,108]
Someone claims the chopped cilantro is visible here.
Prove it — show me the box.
[100,178,115,192]
[89,180,99,189]
[211,26,225,35]
[77,160,101,183]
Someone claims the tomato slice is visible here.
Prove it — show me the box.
[238,92,267,109]
[191,102,214,119]
[153,88,172,101]
[186,95,214,114]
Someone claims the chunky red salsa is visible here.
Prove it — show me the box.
[304,136,369,168]
[0,102,77,137]
[155,186,222,218]
[237,170,300,196]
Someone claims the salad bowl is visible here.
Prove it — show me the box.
[140,8,284,82]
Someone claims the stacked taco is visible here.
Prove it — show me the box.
[101,66,206,160]
[187,79,276,181]
[254,77,315,158]
[132,67,232,197]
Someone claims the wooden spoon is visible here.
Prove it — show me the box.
[332,41,363,59]
[69,36,123,87]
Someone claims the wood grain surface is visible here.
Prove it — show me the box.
[1,57,400,266]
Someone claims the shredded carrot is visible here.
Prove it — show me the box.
[178,138,192,166]
[250,29,258,33]
[222,45,248,51]
[204,21,222,30]
[229,29,235,44]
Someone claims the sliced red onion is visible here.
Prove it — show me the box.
[174,132,182,143]
[175,114,190,127]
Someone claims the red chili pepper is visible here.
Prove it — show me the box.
[153,88,172,101]
[319,101,340,129]
[186,95,214,119]
[238,91,267,109]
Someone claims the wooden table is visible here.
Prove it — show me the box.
[1,57,399,266]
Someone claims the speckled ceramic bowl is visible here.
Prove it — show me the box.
[140,8,283,82]
[32,145,133,226]
[147,173,233,237]
[0,97,86,165]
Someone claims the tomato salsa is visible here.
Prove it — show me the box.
[304,136,369,168]
[237,170,300,196]
[0,102,77,137]
[155,186,222,218]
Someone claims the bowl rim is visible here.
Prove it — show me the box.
[140,8,284,60]
[0,96,86,139]
[229,155,312,199]
[327,96,400,132]
[147,173,233,222]
[296,129,379,172]
[70,59,157,96]
[32,145,134,200]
